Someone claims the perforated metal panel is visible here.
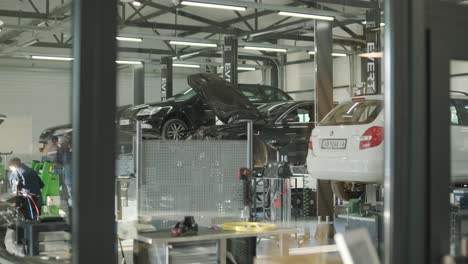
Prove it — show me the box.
[139,140,248,229]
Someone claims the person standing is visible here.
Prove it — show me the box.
[61,132,73,207]
[8,158,44,220]
[42,136,61,163]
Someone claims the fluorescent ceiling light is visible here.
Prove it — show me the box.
[172,56,179,60]
[37,21,46,26]
[308,51,316,55]
[131,1,142,7]
[332,53,347,57]
[116,36,143,42]
[31,55,142,64]
[278,11,334,21]
[359,52,383,58]
[169,40,217,47]
[116,60,142,65]
[362,21,385,27]
[0,20,4,27]
[31,55,73,61]
[20,39,39,48]
[180,1,246,11]
[180,51,201,59]
[173,63,201,68]
[237,67,256,71]
[243,46,287,53]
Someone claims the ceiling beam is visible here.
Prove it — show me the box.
[178,2,303,38]
[0,9,49,19]
[296,0,378,9]
[124,21,242,35]
[32,42,173,55]
[144,1,233,30]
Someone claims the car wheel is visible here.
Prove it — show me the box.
[331,181,365,201]
[161,119,189,140]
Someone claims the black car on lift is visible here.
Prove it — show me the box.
[187,73,316,166]
[121,83,293,139]
[38,104,132,152]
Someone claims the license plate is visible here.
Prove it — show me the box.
[119,119,130,126]
[321,139,347,149]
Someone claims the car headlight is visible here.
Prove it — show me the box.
[137,107,162,117]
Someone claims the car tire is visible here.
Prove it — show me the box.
[161,119,189,140]
[331,181,365,201]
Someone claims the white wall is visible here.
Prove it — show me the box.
[0,67,188,161]
[451,60,468,93]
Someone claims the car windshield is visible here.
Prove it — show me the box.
[258,101,295,118]
[171,88,196,101]
[320,99,382,126]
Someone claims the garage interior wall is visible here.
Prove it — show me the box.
[0,68,188,161]
[239,55,359,102]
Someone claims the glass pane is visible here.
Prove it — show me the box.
[449,60,468,256]
[112,1,385,263]
[0,0,74,262]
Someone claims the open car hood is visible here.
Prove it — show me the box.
[0,115,6,126]
[187,73,262,124]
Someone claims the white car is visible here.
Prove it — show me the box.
[307,93,468,199]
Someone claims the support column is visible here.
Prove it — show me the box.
[269,60,279,88]
[364,8,382,94]
[133,64,145,105]
[161,56,173,102]
[223,36,238,85]
[72,0,117,263]
[314,20,335,222]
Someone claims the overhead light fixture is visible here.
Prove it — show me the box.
[180,1,246,11]
[359,52,383,58]
[278,11,334,21]
[173,63,201,68]
[31,55,74,61]
[116,36,143,42]
[131,1,142,7]
[243,46,287,53]
[308,51,316,55]
[37,21,47,27]
[169,40,217,48]
[172,56,179,60]
[20,39,39,48]
[0,20,3,27]
[237,67,256,71]
[362,21,385,27]
[116,60,142,65]
[180,51,201,59]
[332,53,347,57]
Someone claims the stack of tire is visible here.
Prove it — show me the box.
[291,190,303,217]
[302,188,316,217]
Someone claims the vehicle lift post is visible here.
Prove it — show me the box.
[161,56,173,102]
[314,20,336,241]
[223,35,238,86]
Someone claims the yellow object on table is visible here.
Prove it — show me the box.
[221,222,276,232]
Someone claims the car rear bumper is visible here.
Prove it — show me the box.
[306,153,384,183]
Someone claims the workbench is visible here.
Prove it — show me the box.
[134,226,298,264]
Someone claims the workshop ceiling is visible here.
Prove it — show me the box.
[0,0,374,70]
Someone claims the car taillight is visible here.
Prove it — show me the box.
[308,140,313,151]
[359,126,383,150]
